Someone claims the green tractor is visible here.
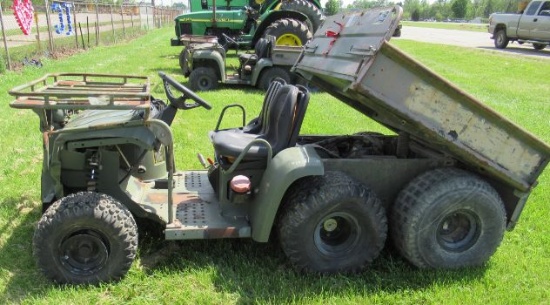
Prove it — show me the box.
[170,0,325,49]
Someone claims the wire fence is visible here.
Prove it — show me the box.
[0,1,181,72]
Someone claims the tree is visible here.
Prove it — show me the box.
[325,0,340,15]
[451,0,468,18]
[411,8,420,20]
[483,0,494,17]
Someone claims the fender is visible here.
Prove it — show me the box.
[250,145,324,242]
[250,58,274,85]
[192,49,226,82]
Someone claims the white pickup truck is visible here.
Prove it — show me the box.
[488,0,550,50]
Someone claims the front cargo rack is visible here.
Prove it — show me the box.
[9,73,151,110]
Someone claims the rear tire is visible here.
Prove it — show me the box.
[494,29,509,49]
[264,18,312,46]
[533,43,546,50]
[33,192,138,284]
[278,172,387,273]
[258,67,291,90]
[390,168,506,269]
[189,67,219,91]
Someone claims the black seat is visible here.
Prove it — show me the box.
[239,35,274,66]
[209,78,285,142]
[243,78,284,133]
[211,84,309,163]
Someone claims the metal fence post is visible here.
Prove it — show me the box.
[73,2,78,48]
[120,5,126,39]
[110,5,115,43]
[44,0,55,53]
[0,2,12,70]
[95,1,99,46]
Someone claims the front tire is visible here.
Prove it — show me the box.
[189,67,219,91]
[390,168,506,269]
[264,18,312,46]
[494,29,509,49]
[33,192,138,284]
[278,172,387,273]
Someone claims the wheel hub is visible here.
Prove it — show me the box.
[323,218,338,232]
[437,210,480,252]
[60,231,109,275]
[275,34,302,46]
[314,212,360,257]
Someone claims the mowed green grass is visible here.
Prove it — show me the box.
[1,29,549,304]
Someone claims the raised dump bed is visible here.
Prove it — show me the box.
[293,6,550,193]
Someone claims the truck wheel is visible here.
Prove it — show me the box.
[258,67,291,90]
[390,168,506,269]
[189,67,219,91]
[281,0,325,33]
[33,192,138,284]
[533,43,546,50]
[264,18,312,46]
[278,171,387,273]
[494,29,509,49]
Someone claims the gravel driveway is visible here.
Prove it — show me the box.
[396,25,550,60]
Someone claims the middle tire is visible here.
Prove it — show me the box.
[278,171,387,273]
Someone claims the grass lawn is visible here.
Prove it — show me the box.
[0,29,549,304]
[402,21,489,32]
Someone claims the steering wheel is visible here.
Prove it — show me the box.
[158,71,212,110]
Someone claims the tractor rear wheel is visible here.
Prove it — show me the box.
[281,0,325,33]
[264,18,312,46]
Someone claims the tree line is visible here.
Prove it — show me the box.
[325,0,530,21]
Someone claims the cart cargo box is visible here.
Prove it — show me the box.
[293,6,550,194]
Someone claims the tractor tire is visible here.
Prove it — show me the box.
[533,43,546,50]
[264,18,312,46]
[494,29,509,49]
[281,0,325,33]
[278,171,387,274]
[258,67,291,90]
[33,192,138,284]
[390,168,506,269]
[189,67,219,91]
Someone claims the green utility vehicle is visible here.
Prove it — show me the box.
[170,0,325,49]
[180,34,302,90]
[9,6,550,285]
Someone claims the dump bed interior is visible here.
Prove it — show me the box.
[293,6,550,192]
